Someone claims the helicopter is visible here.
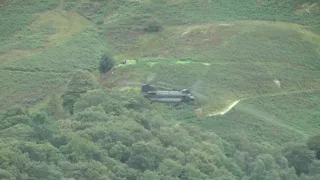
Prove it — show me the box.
[122,74,207,104]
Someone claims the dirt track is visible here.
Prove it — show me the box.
[208,100,240,116]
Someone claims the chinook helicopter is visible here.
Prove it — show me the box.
[122,74,207,104]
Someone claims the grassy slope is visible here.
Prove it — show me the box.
[195,90,320,145]
[110,21,320,114]
[0,0,103,110]
[100,0,320,146]
[0,0,319,146]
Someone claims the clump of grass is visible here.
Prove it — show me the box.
[144,19,163,33]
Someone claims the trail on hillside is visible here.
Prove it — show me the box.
[208,100,240,116]
[206,88,320,140]
[206,88,320,117]
[236,103,308,138]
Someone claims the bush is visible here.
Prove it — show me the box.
[99,54,115,73]
[144,20,162,33]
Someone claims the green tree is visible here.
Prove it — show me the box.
[140,170,161,180]
[109,141,131,163]
[99,54,115,73]
[3,105,28,119]
[1,124,33,140]
[165,146,185,164]
[212,166,236,180]
[127,154,156,171]
[1,114,30,130]
[307,133,320,159]
[1,105,29,129]
[47,93,66,119]
[223,161,245,179]
[0,169,13,179]
[300,174,320,180]
[158,159,183,177]
[179,163,209,180]
[264,171,282,180]
[278,167,299,180]
[185,147,219,175]
[27,162,61,180]
[308,160,320,176]
[250,159,266,180]
[61,70,98,114]
[60,161,111,180]
[28,111,58,142]
[0,140,32,179]
[64,135,104,163]
[130,141,165,164]
[20,142,62,163]
[75,106,109,122]
[282,143,315,175]
[144,20,162,33]
[50,134,69,148]
[73,89,107,113]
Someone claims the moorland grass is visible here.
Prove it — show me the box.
[115,22,320,69]
[108,55,320,114]
[0,70,69,109]
[244,90,320,135]
[0,0,58,46]
[1,0,319,145]
[192,90,320,146]
[0,28,110,111]
[101,0,320,53]
[1,29,111,73]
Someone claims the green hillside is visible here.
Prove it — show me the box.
[0,0,320,179]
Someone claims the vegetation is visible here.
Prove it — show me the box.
[99,54,115,73]
[61,70,99,115]
[1,0,320,179]
[1,86,320,179]
[308,133,320,159]
[144,20,163,33]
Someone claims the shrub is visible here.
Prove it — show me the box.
[99,54,115,73]
[144,20,162,33]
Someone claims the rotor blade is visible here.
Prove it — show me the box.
[190,80,204,90]
[191,90,208,101]
[156,85,173,90]
[157,81,184,89]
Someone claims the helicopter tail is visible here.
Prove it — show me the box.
[141,84,157,93]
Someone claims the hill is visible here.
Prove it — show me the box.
[0,0,320,179]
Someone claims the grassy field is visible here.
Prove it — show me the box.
[1,0,320,146]
[193,89,320,146]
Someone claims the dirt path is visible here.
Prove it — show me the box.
[206,88,320,139]
[208,100,240,116]
[208,88,320,117]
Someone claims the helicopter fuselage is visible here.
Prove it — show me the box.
[142,87,195,103]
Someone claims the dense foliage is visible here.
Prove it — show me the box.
[1,0,320,179]
[99,54,115,73]
[62,70,99,114]
[144,20,163,33]
[1,74,320,179]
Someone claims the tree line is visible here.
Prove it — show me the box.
[1,68,320,179]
